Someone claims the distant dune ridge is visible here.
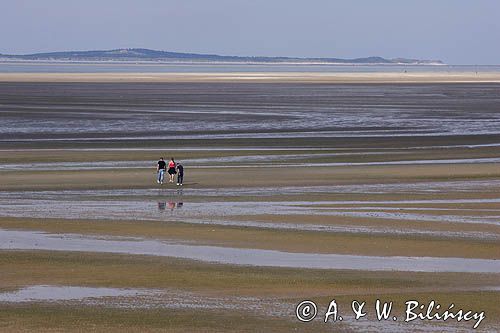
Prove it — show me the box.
[0,48,444,65]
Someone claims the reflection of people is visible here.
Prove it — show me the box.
[167,157,176,183]
[157,157,166,185]
[158,200,183,211]
[176,162,184,186]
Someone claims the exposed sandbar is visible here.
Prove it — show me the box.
[1,72,500,83]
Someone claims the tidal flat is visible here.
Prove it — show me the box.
[0,77,499,331]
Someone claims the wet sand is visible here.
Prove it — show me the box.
[1,79,499,331]
[1,251,499,332]
[1,229,499,272]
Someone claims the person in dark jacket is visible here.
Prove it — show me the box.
[176,162,184,186]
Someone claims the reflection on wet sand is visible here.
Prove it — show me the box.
[0,284,492,332]
[1,194,499,226]
[1,229,498,273]
[158,188,184,211]
[0,285,146,303]
[0,285,290,315]
[163,201,183,210]
[1,179,499,242]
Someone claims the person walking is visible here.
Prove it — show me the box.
[167,157,177,183]
[157,157,166,185]
[176,162,184,186]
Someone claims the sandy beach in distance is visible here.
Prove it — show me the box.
[1,76,499,332]
[1,71,500,83]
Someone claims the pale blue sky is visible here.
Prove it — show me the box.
[1,0,499,64]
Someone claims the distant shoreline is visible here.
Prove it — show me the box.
[0,48,444,65]
[0,59,446,66]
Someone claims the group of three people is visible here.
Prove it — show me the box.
[157,157,184,186]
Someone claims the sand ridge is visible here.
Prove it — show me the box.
[1,71,500,83]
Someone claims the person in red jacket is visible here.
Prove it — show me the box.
[167,157,177,183]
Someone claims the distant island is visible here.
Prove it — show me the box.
[0,48,444,65]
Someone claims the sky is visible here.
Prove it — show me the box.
[1,0,499,64]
